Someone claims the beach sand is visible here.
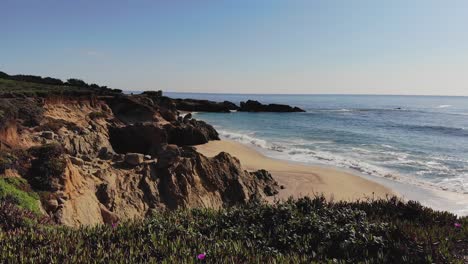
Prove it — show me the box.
[196,139,396,201]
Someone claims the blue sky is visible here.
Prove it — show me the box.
[2,0,468,95]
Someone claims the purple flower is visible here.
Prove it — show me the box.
[454,223,462,228]
[197,253,206,260]
[112,222,118,229]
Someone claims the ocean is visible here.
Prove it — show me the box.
[166,92,468,197]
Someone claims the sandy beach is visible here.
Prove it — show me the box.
[196,139,395,201]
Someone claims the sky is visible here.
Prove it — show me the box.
[2,0,468,95]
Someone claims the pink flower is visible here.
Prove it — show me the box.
[197,253,206,260]
[454,223,462,228]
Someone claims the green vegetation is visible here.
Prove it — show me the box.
[28,143,66,191]
[0,178,40,214]
[0,196,466,263]
[0,72,122,97]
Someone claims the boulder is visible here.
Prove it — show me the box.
[42,131,55,139]
[45,199,59,212]
[98,147,114,160]
[239,100,305,112]
[156,144,181,168]
[125,153,144,166]
[164,119,219,146]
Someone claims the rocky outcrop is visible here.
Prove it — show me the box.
[49,146,278,226]
[108,123,167,155]
[164,119,219,146]
[172,98,239,112]
[0,91,279,227]
[239,100,305,112]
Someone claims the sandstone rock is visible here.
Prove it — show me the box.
[156,144,181,168]
[125,153,144,165]
[81,155,92,162]
[144,155,152,160]
[100,204,119,225]
[46,199,59,211]
[239,100,305,112]
[69,156,85,166]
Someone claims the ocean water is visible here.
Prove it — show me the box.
[167,92,468,195]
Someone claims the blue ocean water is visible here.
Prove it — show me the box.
[167,92,468,194]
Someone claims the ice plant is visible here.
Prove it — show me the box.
[197,253,206,260]
[454,223,461,228]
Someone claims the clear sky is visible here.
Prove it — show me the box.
[2,0,468,95]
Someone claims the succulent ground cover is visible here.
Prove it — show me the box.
[0,196,466,263]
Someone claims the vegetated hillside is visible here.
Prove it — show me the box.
[0,196,466,263]
[0,71,122,97]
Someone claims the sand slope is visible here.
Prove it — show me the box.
[196,140,395,201]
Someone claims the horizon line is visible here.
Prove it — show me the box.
[125,90,468,98]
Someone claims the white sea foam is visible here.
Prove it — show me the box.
[437,105,452,108]
[218,129,468,194]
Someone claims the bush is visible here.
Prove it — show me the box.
[0,178,40,214]
[0,197,50,231]
[0,197,465,263]
[28,144,66,191]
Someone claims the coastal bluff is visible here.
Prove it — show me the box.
[0,73,279,226]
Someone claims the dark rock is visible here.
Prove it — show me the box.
[42,131,55,139]
[69,156,85,166]
[98,147,114,160]
[183,113,192,123]
[45,199,59,212]
[125,153,144,166]
[109,123,167,155]
[173,98,239,112]
[164,119,219,146]
[156,144,181,168]
[239,100,305,112]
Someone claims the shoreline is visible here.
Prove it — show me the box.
[196,139,468,216]
[196,139,396,202]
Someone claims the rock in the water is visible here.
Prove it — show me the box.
[173,98,239,112]
[239,100,305,112]
[125,153,144,165]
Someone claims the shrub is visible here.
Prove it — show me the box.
[0,178,40,214]
[0,197,465,263]
[28,144,66,191]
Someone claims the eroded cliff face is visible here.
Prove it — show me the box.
[0,94,278,226]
